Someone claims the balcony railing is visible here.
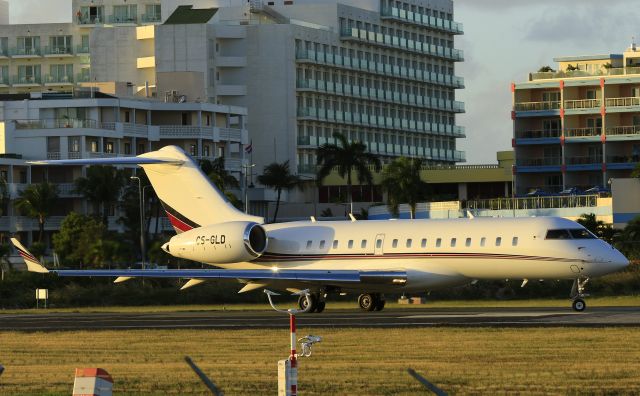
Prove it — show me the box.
[607,155,640,164]
[516,129,561,139]
[564,127,600,138]
[339,27,464,61]
[78,16,104,25]
[43,75,74,84]
[141,13,161,22]
[466,194,597,211]
[158,125,216,138]
[566,155,602,165]
[530,66,640,81]
[380,6,463,34]
[517,157,562,167]
[46,152,61,160]
[14,118,98,129]
[0,76,8,85]
[11,76,42,85]
[10,47,41,57]
[107,15,138,24]
[514,101,561,111]
[564,99,600,110]
[298,164,317,174]
[43,46,73,56]
[76,45,90,54]
[0,48,9,57]
[295,49,464,88]
[605,97,640,107]
[219,127,243,141]
[606,125,640,136]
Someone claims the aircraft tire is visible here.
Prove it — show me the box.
[358,293,376,311]
[299,294,318,312]
[572,298,586,312]
[374,299,386,311]
[315,301,326,313]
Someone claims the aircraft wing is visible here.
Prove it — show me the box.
[11,238,406,287]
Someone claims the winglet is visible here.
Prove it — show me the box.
[10,238,49,273]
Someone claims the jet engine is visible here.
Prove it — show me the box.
[162,221,268,264]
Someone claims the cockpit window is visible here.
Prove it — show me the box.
[569,229,597,239]
[546,229,572,239]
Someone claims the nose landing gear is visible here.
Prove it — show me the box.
[358,293,386,311]
[570,277,590,312]
[298,292,326,313]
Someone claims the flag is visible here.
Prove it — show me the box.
[245,140,253,154]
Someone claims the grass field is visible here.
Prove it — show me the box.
[1,295,640,314]
[1,327,640,395]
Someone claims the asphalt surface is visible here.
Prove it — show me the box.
[1,306,639,331]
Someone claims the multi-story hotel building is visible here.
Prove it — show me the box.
[513,46,640,194]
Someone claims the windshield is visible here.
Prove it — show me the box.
[546,229,597,240]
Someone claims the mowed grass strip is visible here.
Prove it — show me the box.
[1,328,640,395]
[2,295,640,314]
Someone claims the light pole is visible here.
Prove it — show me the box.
[130,176,145,270]
[242,163,255,214]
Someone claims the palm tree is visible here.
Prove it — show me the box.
[380,157,429,219]
[317,132,381,213]
[577,213,616,243]
[199,158,242,209]
[615,216,640,260]
[75,166,126,225]
[14,182,59,242]
[257,161,301,223]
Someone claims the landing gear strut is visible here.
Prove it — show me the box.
[358,293,385,312]
[570,277,589,312]
[298,293,326,313]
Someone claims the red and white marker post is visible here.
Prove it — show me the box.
[289,313,298,396]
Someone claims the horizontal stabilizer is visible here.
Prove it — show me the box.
[27,157,184,166]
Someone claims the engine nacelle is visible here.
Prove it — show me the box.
[162,221,268,264]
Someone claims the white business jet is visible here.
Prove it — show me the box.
[13,146,629,313]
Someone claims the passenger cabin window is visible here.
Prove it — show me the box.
[361,240,367,248]
[512,237,518,246]
[546,229,571,239]
[450,238,456,247]
[392,239,398,248]
[421,238,427,248]
[333,240,338,249]
[376,239,382,249]
[480,237,486,247]
[495,237,502,246]
[348,240,354,249]
[436,238,442,247]
[306,240,312,249]
[406,239,412,248]
[319,240,325,249]
[465,238,471,247]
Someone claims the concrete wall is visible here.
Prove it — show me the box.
[612,178,640,228]
[90,26,139,83]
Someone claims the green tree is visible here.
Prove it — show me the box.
[538,65,555,72]
[380,157,429,219]
[317,132,381,213]
[75,166,126,225]
[0,244,11,281]
[199,158,242,209]
[615,216,640,260]
[257,161,302,223]
[577,213,616,243]
[14,182,59,242]
[52,212,106,268]
[632,163,640,178]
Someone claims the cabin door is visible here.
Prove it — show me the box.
[374,234,385,256]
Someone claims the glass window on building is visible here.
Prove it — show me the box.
[542,91,560,102]
[68,137,80,153]
[17,65,41,83]
[190,144,196,156]
[17,36,40,55]
[79,6,104,23]
[113,5,138,22]
[47,137,60,153]
[105,142,114,154]
[124,142,131,155]
[49,64,73,82]
[144,4,161,21]
[50,36,72,53]
[0,37,7,55]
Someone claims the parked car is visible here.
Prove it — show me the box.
[559,187,583,195]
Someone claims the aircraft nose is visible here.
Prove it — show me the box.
[161,242,170,253]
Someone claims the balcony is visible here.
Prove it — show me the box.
[141,14,161,23]
[216,56,247,68]
[43,75,74,85]
[530,66,640,81]
[78,16,104,25]
[11,76,42,86]
[0,76,8,86]
[107,15,138,24]
[0,48,9,58]
[295,49,464,89]
[339,28,463,62]
[298,164,317,174]
[606,125,640,136]
[516,129,561,139]
[216,84,247,96]
[564,127,600,138]
[43,46,74,57]
[605,96,640,108]
[607,155,639,169]
[224,158,242,172]
[14,118,98,130]
[517,157,562,167]
[76,45,90,54]
[10,47,41,58]
[158,125,216,139]
[380,6,463,34]
[566,155,602,165]
[514,101,560,112]
[219,127,243,142]
[564,99,600,110]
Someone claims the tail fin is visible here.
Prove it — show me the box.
[10,238,49,273]
[136,146,263,232]
[28,145,264,232]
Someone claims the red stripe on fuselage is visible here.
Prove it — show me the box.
[165,211,193,233]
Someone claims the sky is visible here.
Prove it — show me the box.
[7,0,640,163]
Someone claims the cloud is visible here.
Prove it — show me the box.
[8,0,70,24]
[455,0,631,10]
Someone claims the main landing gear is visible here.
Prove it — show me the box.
[298,293,326,313]
[570,277,590,312]
[358,293,386,312]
